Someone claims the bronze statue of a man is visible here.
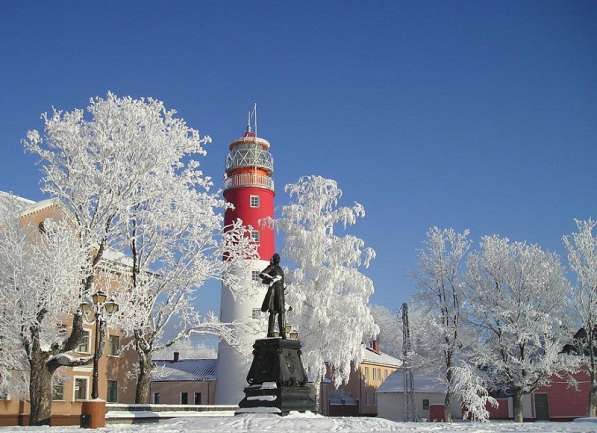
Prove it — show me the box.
[259,253,286,339]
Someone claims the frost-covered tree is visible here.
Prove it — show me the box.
[23,93,199,299]
[563,218,597,416]
[116,198,258,403]
[0,200,89,424]
[370,305,402,358]
[450,364,497,422]
[370,302,435,369]
[21,93,256,411]
[465,235,571,422]
[415,226,471,420]
[275,176,378,393]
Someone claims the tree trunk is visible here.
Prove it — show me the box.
[444,367,453,422]
[314,376,322,414]
[29,350,52,426]
[513,389,524,423]
[589,370,597,417]
[444,390,452,422]
[135,351,153,404]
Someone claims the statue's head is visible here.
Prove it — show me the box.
[271,253,280,265]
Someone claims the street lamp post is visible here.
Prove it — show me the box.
[81,290,119,400]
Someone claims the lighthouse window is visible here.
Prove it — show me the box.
[251,230,260,242]
[250,195,260,208]
[251,271,260,282]
[252,308,261,319]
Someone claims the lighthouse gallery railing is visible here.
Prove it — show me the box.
[224,173,274,191]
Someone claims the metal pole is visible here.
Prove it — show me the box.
[91,309,101,399]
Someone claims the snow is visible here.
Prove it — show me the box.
[361,346,401,367]
[106,410,235,419]
[151,358,217,381]
[247,395,277,401]
[575,417,597,423]
[2,415,597,433]
[378,371,447,393]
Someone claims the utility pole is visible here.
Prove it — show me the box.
[401,303,416,421]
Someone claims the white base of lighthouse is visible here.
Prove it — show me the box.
[215,258,269,404]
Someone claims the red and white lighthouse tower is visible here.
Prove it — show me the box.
[215,106,275,404]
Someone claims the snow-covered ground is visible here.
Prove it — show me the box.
[1,413,597,433]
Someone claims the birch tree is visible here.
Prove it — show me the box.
[275,176,378,392]
[563,219,597,416]
[0,200,89,424]
[415,226,471,420]
[465,235,571,422]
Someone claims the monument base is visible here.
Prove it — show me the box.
[237,338,316,415]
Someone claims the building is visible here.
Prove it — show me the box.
[376,371,461,421]
[215,110,276,404]
[377,369,594,421]
[320,342,401,416]
[0,191,137,404]
[150,352,216,405]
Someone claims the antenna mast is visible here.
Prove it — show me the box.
[401,303,416,421]
[247,103,257,136]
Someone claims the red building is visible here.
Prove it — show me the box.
[487,370,593,421]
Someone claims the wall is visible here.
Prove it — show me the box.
[0,400,83,426]
[12,201,138,404]
[320,361,399,416]
[150,381,216,405]
[377,392,461,421]
[223,186,275,260]
[535,371,591,420]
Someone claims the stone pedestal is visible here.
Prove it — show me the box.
[237,338,315,415]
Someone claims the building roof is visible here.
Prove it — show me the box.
[0,191,38,215]
[0,191,133,270]
[152,358,217,382]
[377,371,447,394]
[361,347,402,368]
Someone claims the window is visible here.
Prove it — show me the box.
[52,378,64,400]
[249,195,260,208]
[252,308,261,319]
[107,380,118,402]
[74,378,88,401]
[251,230,260,242]
[109,335,120,356]
[422,399,430,410]
[181,392,188,404]
[194,392,202,405]
[76,330,90,353]
[153,392,160,404]
[251,270,260,282]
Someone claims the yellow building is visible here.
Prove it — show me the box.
[0,192,138,404]
[320,341,401,416]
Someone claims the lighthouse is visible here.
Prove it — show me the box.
[215,106,275,404]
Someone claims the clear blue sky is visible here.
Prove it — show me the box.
[1,1,596,314]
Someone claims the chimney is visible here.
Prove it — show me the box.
[371,339,380,353]
[173,352,180,362]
